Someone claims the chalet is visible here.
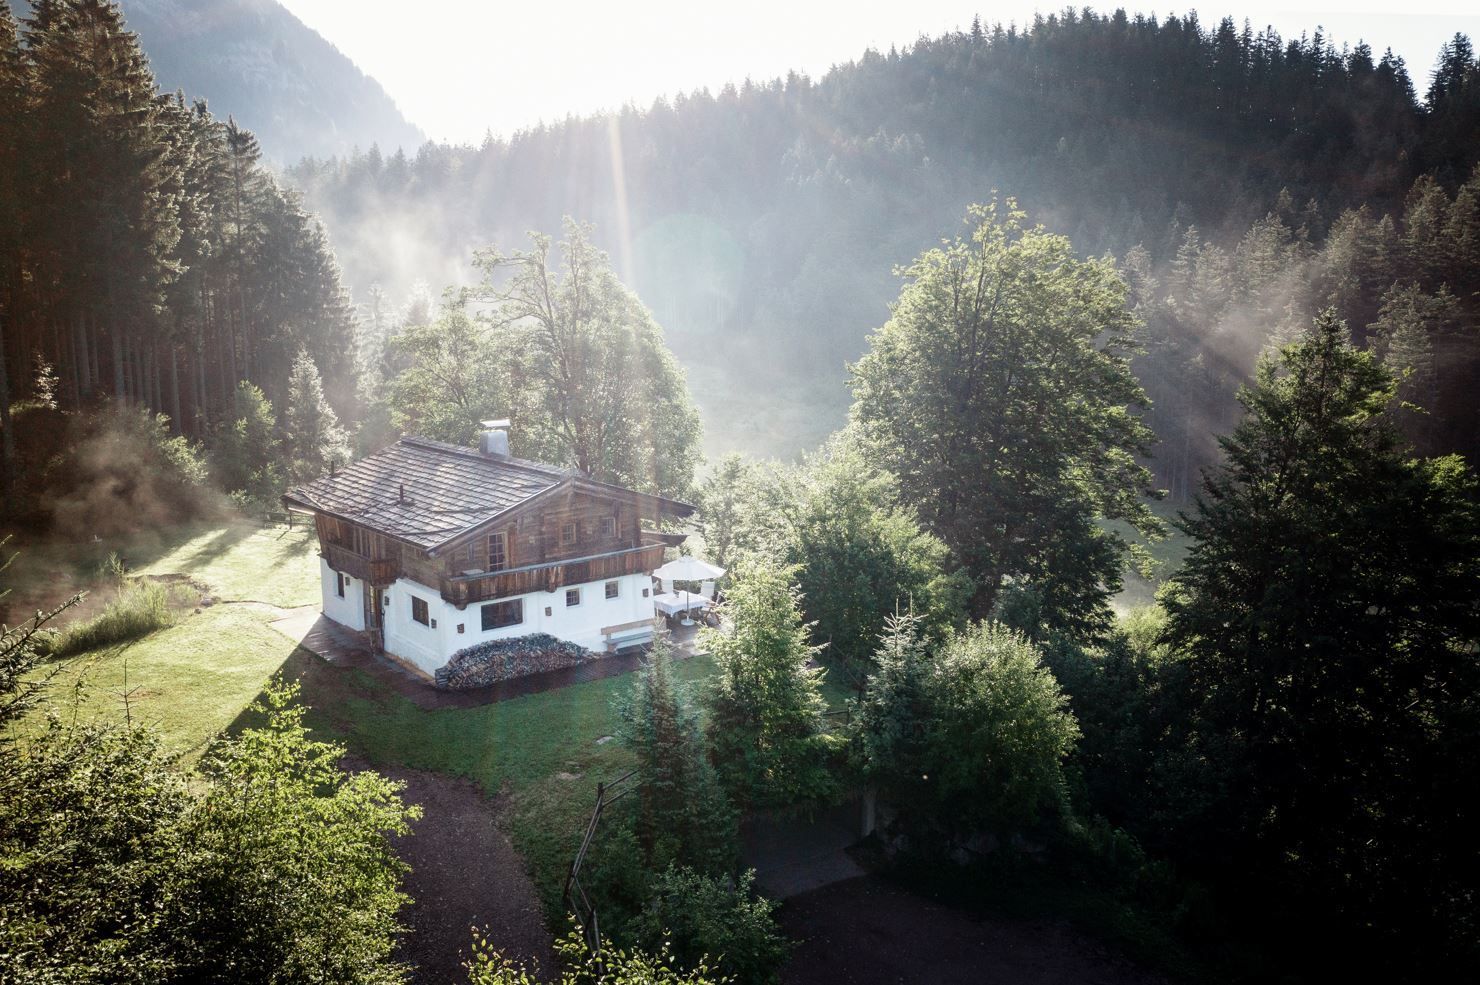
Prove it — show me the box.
[281,422,694,677]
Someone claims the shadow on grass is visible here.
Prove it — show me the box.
[175,523,258,574]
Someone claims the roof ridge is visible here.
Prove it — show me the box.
[398,435,575,478]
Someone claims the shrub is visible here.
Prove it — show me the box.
[50,579,182,658]
[468,923,728,985]
[628,867,789,985]
[857,619,1080,849]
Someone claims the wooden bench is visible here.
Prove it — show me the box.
[601,618,657,653]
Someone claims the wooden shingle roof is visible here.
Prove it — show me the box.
[283,437,574,550]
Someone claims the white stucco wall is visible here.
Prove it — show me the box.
[320,558,365,631]
[379,571,657,676]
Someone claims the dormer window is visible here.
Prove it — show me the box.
[488,531,508,571]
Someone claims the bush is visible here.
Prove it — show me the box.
[40,406,222,538]
[50,579,182,658]
[857,619,1080,849]
[628,867,789,985]
[468,923,727,985]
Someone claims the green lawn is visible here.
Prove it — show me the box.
[22,519,723,916]
[22,523,320,762]
[299,652,719,914]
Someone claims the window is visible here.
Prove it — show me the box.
[411,595,429,626]
[561,521,577,546]
[600,515,617,538]
[565,588,581,607]
[487,531,508,571]
[335,572,346,598]
[481,599,523,631]
[642,587,650,598]
[605,580,619,600]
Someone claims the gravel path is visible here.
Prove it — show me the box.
[342,756,555,984]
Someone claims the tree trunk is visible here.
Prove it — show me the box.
[168,345,182,433]
[0,309,14,515]
[112,327,125,401]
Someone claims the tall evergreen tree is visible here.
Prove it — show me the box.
[1161,310,1480,970]
[284,349,349,482]
[701,564,836,810]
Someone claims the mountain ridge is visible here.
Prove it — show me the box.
[13,0,424,161]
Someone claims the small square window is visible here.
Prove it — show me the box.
[411,596,429,626]
[600,516,617,538]
[544,606,552,617]
[642,587,650,598]
[561,521,577,546]
[565,588,581,607]
[605,580,619,600]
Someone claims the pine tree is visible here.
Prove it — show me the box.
[285,349,350,482]
[1161,309,1480,967]
[701,564,836,809]
[620,637,736,874]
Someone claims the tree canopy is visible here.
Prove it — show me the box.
[850,200,1160,637]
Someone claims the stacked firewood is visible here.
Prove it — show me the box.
[434,633,594,689]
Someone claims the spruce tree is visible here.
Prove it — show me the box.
[285,349,350,482]
[1161,309,1480,969]
[701,564,836,809]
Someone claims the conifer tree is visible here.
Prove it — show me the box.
[285,350,350,482]
[701,564,836,809]
[1161,309,1480,965]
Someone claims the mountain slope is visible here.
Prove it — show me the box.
[289,13,1480,462]
[16,0,424,161]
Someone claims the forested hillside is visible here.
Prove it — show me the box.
[0,0,360,522]
[288,11,1480,475]
[13,0,424,161]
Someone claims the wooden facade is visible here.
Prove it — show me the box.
[313,486,671,609]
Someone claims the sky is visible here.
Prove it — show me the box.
[278,1,1480,145]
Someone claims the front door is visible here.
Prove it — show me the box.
[364,582,384,647]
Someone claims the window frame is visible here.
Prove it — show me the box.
[600,515,617,539]
[480,598,524,631]
[335,571,347,598]
[565,587,581,607]
[560,521,578,546]
[605,580,620,600]
[487,530,508,572]
[411,595,430,626]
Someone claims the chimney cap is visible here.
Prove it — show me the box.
[480,419,511,429]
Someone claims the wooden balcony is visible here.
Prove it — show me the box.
[441,541,667,608]
[322,543,400,586]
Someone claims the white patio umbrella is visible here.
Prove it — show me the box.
[652,556,726,625]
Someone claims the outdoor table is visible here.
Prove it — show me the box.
[653,590,707,626]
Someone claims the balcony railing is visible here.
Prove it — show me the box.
[322,543,400,586]
[441,542,667,607]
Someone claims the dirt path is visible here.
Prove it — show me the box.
[779,875,1165,985]
[342,756,555,984]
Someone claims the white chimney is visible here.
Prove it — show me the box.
[479,419,511,457]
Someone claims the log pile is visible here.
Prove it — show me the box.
[434,633,595,689]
